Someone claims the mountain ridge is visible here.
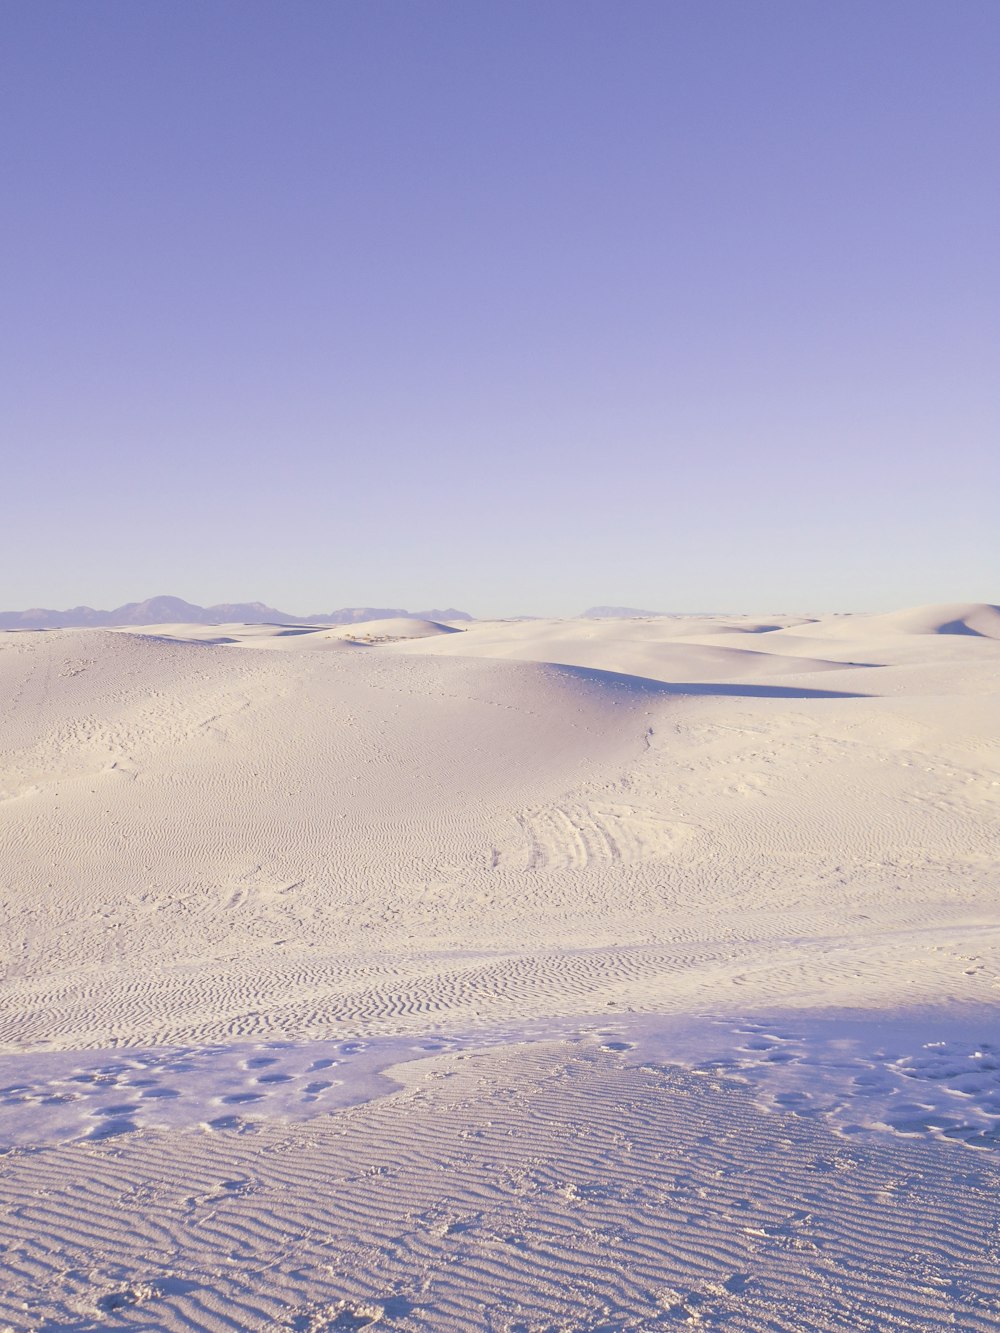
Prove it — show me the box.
[0,596,474,630]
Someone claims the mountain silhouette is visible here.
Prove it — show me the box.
[0,597,473,630]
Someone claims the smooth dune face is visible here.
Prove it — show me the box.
[1,611,999,1330]
[806,601,1000,639]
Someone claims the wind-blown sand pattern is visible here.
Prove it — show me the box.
[1,605,998,1330]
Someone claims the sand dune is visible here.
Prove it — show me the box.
[1,611,998,1329]
[113,622,361,648]
[326,616,464,642]
[122,617,464,650]
[761,601,1000,641]
[376,614,869,683]
[827,601,1000,639]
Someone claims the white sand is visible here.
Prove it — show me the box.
[1,605,998,1330]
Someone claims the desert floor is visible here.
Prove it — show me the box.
[1,604,999,1331]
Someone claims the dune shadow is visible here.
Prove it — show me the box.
[937,619,987,637]
[551,664,870,700]
[256,624,327,636]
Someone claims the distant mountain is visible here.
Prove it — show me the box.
[304,607,409,624]
[578,606,671,619]
[413,608,473,624]
[0,597,474,630]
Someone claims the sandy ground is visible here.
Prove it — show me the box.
[1,604,998,1330]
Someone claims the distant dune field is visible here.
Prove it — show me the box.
[1,606,998,1330]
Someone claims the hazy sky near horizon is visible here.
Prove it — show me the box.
[3,1,997,617]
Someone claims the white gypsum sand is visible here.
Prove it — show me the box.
[0,603,998,1330]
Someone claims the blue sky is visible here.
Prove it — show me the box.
[3,1,997,615]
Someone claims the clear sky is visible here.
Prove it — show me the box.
[3,1,997,616]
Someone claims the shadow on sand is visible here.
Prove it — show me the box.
[551,663,871,700]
